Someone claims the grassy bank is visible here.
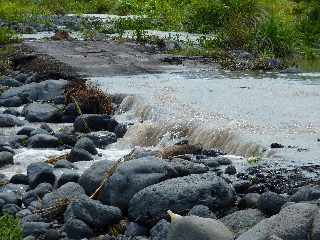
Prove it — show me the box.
[0,0,319,63]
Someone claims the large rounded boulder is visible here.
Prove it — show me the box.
[128,173,235,226]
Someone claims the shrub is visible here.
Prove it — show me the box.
[64,82,113,115]
[0,215,22,240]
[0,28,19,45]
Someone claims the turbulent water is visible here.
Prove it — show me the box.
[91,65,320,168]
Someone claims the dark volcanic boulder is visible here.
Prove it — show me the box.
[99,157,208,211]
[22,183,53,206]
[27,163,55,189]
[0,151,14,167]
[236,203,318,240]
[73,114,118,133]
[0,80,68,107]
[17,127,36,136]
[221,209,265,237]
[168,215,234,240]
[79,160,114,195]
[0,114,25,127]
[289,185,320,202]
[128,173,235,226]
[42,182,86,208]
[22,103,62,122]
[257,192,287,216]
[64,218,93,240]
[74,137,97,155]
[84,131,117,148]
[64,198,122,229]
[68,148,93,162]
[27,134,59,148]
[57,172,80,187]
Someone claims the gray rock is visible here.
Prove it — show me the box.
[57,172,80,188]
[168,215,234,240]
[312,211,320,240]
[27,134,59,148]
[238,193,261,209]
[23,183,53,206]
[54,160,76,169]
[68,148,93,162]
[2,203,21,215]
[0,114,25,127]
[44,229,60,240]
[64,198,122,229]
[79,160,114,195]
[225,165,237,175]
[64,218,93,240]
[129,173,235,226]
[0,77,23,87]
[100,157,208,211]
[221,209,265,237]
[289,185,320,202]
[16,208,32,218]
[42,182,86,208]
[188,205,216,219]
[10,174,29,185]
[74,137,97,155]
[125,222,147,237]
[17,127,36,136]
[29,128,50,137]
[0,191,20,205]
[257,192,287,216]
[233,180,251,194]
[55,132,77,147]
[3,108,21,116]
[84,131,117,148]
[114,123,127,138]
[73,114,118,133]
[22,103,62,123]
[27,163,55,189]
[236,203,319,240]
[40,123,54,134]
[150,219,170,240]
[0,80,68,107]
[22,222,50,237]
[0,151,14,167]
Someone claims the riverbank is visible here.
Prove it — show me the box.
[0,30,319,240]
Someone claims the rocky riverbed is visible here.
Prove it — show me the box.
[0,15,320,240]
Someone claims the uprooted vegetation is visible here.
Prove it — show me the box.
[64,81,113,115]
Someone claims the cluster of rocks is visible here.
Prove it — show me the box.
[0,46,318,240]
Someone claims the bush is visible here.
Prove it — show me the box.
[0,28,19,45]
[0,215,22,240]
[64,82,113,115]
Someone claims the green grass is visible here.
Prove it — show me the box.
[0,0,319,61]
[0,215,23,240]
